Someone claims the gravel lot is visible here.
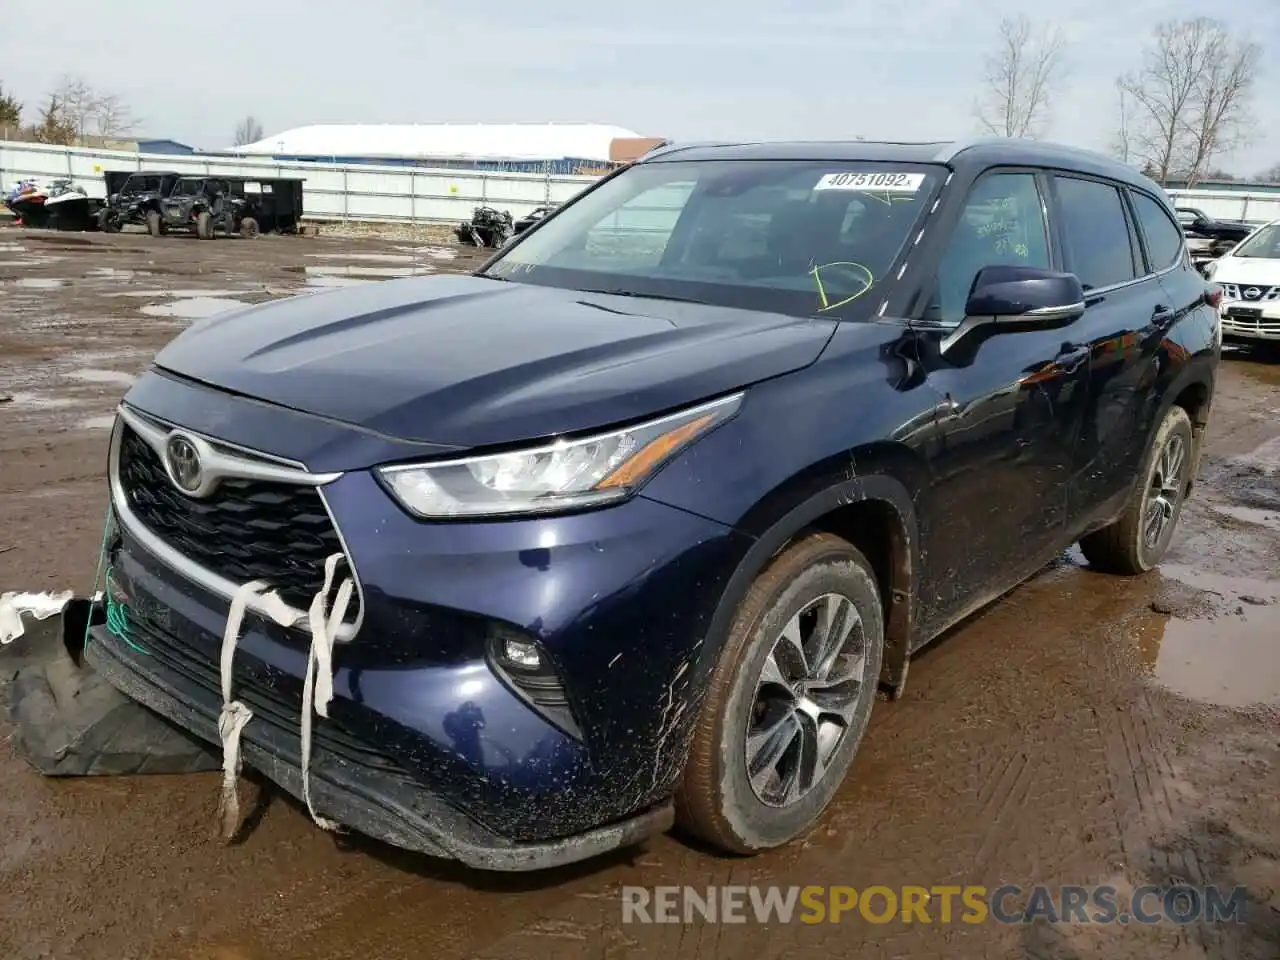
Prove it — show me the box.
[1,226,1278,960]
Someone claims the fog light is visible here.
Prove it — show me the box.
[502,638,542,669]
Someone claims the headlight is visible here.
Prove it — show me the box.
[378,392,744,518]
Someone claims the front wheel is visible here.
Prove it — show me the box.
[238,216,259,238]
[1079,405,1194,574]
[196,211,213,240]
[676,532,884,854]
[146,210,165,237]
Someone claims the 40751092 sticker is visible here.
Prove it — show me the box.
[814,172,926,193]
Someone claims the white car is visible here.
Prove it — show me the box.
[1204,219,1280,342]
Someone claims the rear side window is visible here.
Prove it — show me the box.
[1054,177,1137,290]
[1130,191,1186,271]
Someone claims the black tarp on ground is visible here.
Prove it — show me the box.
[0,601,219,776]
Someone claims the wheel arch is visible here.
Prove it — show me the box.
[697,446,925,701]
[1152,357,1215,490]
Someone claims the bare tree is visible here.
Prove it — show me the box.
[94,93,137,138]
[52,75,99,140]
[233,115,264,147]
[1259,162,1280,183]
[1180,28,1260,187]
[1111,80,1133,164]
[974,15,1068,139]
[30,95,76,146]
[1119,18,1259,186]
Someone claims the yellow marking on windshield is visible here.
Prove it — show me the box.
[863,192,918,206]
[810,261,875,312]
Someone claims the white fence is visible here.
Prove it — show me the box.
[6,140,1279,230]
[1166,188,1280,225]
[0,141,601,224]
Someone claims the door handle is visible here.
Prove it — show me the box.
[1152,304,1175,321]
[1054,342,1090,374]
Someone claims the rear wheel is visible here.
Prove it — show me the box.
[1079,405,1194,574]
[97,209,120,233]
[146,210,164,237]
[676,532,884,854]
[196,211,213,240]
[238,216,259,238]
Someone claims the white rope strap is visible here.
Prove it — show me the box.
[301,552,355,831]
[217,578,296,839]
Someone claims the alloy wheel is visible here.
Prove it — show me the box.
[745,593,868,807]
[1143,432,1187,549]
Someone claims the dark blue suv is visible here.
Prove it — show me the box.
[87,139,1220,870]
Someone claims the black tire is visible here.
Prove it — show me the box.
[97,209,120,233]
[676,532,885,854]
[238,216,259,238]
[1079,405,1194,574]
[146,210,164,237]
[196,210,213,240]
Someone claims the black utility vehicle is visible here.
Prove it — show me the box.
[155,176,305,239]
[513,204,556,236]
[1176,206,1256,264]
[98,171,181,233]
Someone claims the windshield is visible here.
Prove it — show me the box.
[174,180,203,197]
[481,159,945,319]
[1232,223,1280,259]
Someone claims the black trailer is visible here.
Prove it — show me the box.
[98,170,182,233]
[153,175,306,238]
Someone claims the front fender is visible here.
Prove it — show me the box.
[686,468,921,702]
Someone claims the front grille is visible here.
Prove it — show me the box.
[117,424,358,616]
[1222,312,1280,337]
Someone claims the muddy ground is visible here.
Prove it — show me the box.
[1,227,1277,960]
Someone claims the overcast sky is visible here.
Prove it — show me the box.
[1,0,1275,174]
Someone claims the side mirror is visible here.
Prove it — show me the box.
[963,265,1086,326]
[941,265,1085,360]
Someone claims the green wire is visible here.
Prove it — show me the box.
[103,565,149,657]
[83,503,116,652]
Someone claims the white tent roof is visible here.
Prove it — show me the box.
[233,123,645,161]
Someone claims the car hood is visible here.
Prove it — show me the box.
[1214,257,1280,286]
[153,274,839,448]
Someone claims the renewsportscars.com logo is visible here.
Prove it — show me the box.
[621,884,1249,926]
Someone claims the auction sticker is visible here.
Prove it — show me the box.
[814,172,925,193]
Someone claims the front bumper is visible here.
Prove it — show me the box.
[85,622,673,871]
[100,382,752,865]
[1220,299,1280,341]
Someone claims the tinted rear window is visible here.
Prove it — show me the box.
[1130,191,1185,271]
[1054,177,1138,290]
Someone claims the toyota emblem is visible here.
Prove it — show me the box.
[1244,287,1262,300]
[165,434,203,494]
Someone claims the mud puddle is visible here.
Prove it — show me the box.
[1147,609,1279,707]
[10,277,67,288]
[293,264,432,279]
[1213,502,1280,526]
[400,244,461,261]
[86,266,159,280]
[140,297,246,319]
[305,252,419,264]
[0,392,79,409]
[67,369,137,387]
